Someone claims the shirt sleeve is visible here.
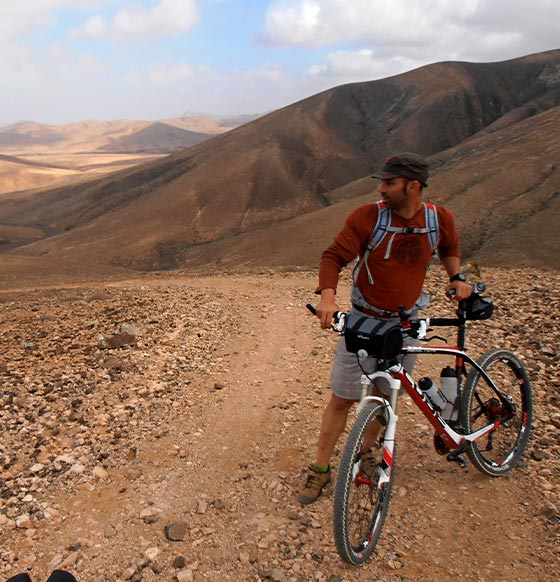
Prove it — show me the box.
[436,206,461,259]
[315,204,377,294]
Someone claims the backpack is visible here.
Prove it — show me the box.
[351,201,439,315]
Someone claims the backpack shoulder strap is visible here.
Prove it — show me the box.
[352,201,440,287]
[352,201,387,286]
[424,202,439,251]
[369,201,391,251]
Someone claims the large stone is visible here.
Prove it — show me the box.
[165,521,189,541]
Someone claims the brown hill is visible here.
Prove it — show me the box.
[170,104,560,271]
[0,116,234,155]
[99,122,212,154]
[0,120,149,154]
[162,115,237,134]
[0,153,68,169]
[0,121,63,148]
[0,49,559,273]
[0,153,81,196]
[0,116,236,195]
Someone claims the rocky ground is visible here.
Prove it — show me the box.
[0,268,558,581]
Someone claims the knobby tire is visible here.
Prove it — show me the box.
[333,403,394,565]
[461,349,533,476]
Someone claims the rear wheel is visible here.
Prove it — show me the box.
[461,349,532,476]
[333,403,395,565]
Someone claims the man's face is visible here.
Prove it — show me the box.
[378,177,410,211]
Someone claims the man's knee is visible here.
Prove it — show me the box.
[328,394,356,413]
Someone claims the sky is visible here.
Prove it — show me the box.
[1,0,559,126]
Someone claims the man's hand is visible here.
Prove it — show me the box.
[316,288,339,329]
[445,280,472,301]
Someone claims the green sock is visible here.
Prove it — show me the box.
[312,463,329,473]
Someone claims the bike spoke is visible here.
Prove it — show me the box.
[462,350,532,476]
[333,404,395,565]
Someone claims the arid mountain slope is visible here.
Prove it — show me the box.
[99,122,212,154]
[0,154,81,197]
[0,116,237,195]
[157,105,560,271]
[0,50,559,271]
[0,120,150,154]
[0,116,234,155]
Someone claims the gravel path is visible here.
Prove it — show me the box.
[1,268,558,581]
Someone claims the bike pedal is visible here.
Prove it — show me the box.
[446,452,467,468]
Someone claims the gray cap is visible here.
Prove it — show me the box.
[372,152,429,187]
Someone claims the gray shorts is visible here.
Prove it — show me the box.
[330,312,419,400]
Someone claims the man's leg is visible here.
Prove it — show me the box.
[298,394,355,504]
[316,394,355,466]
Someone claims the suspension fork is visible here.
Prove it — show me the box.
[356,368,401,487]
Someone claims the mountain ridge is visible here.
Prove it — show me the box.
[0,49,559,273]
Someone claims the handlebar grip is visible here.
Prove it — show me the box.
[428,317,461,327]
[306,304,344,328]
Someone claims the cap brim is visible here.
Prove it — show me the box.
[371,171,399,180]
[371,171,428,187]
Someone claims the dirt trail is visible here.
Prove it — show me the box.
[0,271,558,581]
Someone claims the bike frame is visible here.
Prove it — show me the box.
[355,341,518,488]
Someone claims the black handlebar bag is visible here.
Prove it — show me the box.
[344,313,403,359]
[463,293,494,320]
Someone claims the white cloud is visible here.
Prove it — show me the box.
[264,0,560,59]
[147,63,195,84]
[71,0,199,40]
[306,49,417,93]
[243,64,288,84]
[264,0,560,94]
[48,44,107,77]
[1,41,41,85]
[69,14,108,41]
[122,62,216,86]
[0,1,98,38]
[308,49,383,78]
[264,0,322,45]
[264,0,472,47]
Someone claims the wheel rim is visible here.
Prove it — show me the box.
[468,357,530,467]
[345,449,386,552]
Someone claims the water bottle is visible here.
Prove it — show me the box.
[439,366,458,422]
[418,377,447,411]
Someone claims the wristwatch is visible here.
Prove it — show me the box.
[449,272,467,283]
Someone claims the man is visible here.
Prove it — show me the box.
[298,152,472,504]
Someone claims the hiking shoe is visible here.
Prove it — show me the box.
[297,465,331,504]
[359,449,377,477]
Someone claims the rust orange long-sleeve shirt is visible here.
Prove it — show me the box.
[317,202,461,312]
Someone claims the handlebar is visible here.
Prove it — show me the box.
[446,281,486,298]
[307,282,490,341]
[306,303,346,332]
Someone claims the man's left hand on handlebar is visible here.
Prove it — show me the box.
[445,280,472,301]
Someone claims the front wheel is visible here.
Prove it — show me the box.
[333,403,395,565]
[461,349,533,476]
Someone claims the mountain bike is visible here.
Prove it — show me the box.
[307,283,533,565]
